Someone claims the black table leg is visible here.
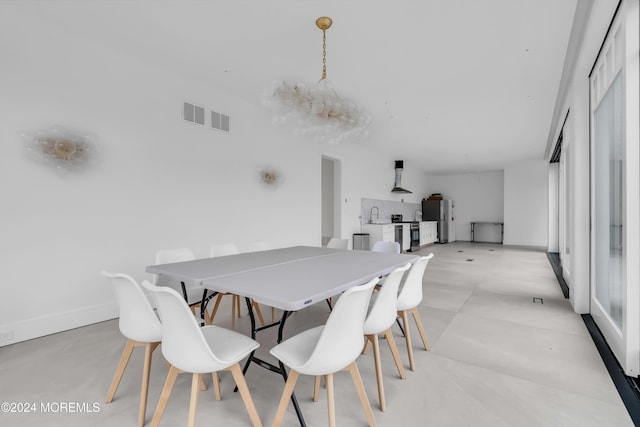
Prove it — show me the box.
[199,289,218,327]
[182,281,212,326]
[234,300,306,426]
[245,296,258,339]
[180,281,189,302]
[396,317,405,336]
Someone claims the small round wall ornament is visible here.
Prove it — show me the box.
[22,126,95,173]
[259,167,284,189]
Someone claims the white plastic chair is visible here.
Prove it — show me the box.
[210,243,241,257]
[153,248,204,317]
[371,241,402,288]
[362,263,411,411]
[270,278,378,427]
[371,240,401,254]
[397,254,434,371]
[326,238,349,249]
[101,270,162,427]
[140,280,262,427]
[207,243,243,328]
[248,241,271,252]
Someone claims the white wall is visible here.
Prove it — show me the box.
[0,4,429,345]
[426,171,504,242]
[503,160,548,247]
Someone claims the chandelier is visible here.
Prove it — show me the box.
[264,16,372,144]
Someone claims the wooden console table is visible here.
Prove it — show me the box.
[470,221,504,243]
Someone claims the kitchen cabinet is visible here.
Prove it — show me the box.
[361,223,413,252]
[361,224,396,250]
[419,221,437,246]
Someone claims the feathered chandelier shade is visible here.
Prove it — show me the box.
[263,16,372,144]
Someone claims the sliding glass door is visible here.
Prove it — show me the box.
[590,0,639,377]
[592,71,623,327]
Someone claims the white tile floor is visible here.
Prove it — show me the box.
[0,242,633,426]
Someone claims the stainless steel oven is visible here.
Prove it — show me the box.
[409,222,420,251]
[391,214,420,252]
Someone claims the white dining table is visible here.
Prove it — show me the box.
[146,245,419,426]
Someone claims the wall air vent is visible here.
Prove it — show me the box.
[211,111,230,132]
[183,102,206,126]
[182,101,230,133]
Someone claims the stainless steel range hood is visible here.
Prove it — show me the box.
[391,160,412,194]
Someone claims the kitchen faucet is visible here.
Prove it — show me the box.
[369,206,380,223]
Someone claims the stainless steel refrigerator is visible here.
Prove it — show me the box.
[422,199,455,243]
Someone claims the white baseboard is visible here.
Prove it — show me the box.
[503,241,548,250]
[0,302,119,347]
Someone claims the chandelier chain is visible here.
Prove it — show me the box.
[321,29,327,80]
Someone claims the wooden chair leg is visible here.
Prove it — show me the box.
[105,339,136,403]
[252,301,266,325]
[362,336,372,355]
[206,294,225,325]
[347,362,377,427]
[234,294,242,318]
[229,363,263,427]
[150,365,180,427]
[369,334,386,411]
[399,310,415,371]
[211,372,221,401]
[326,373,336,427]
[230,294,237,330]
[272,369,300,427]
[138,342,159,427]
[411,307,430,351]
[188,373,201,427]
[384,329,406,380]
[271,306,275,322]
[199,375,207,391]
[313,376,321,402]
[189,303,201,317]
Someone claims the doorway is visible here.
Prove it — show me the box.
[321,156,342,246]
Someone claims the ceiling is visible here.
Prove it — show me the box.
[19,0,579,175]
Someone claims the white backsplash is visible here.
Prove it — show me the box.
[360,198,422,226]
